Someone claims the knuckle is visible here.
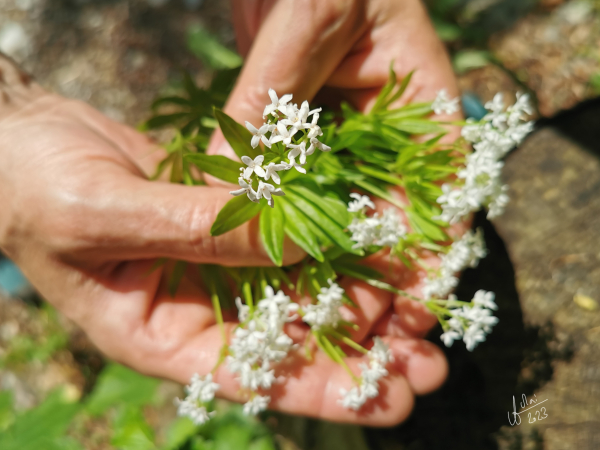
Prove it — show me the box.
[187,202,219,262]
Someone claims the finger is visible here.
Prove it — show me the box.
[338,278,393,343]
[61,168,304,266]
[208,0,368,157]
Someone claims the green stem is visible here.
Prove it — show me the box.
[321,335,359,383]
[211,292,227,345]
[242,280,254,312]
[329,330,369,354]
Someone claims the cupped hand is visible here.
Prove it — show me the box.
[0,53,447,426]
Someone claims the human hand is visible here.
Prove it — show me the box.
[0,53,446,425]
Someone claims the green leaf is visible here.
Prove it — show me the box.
[285,191,355,252]
[168,261,187,297]
[356,165,403,187]
[0,388,80,450]
[210,194,264,236]
[353,179,405,209]
[151,96,191,110]
[85,364,160,416]
[142,113,191,130]
[371,62,397,113]
[406,207,449,242]
[279,197,324,262]
[163,418,197,450]
[111,405,156,450]
[384,70,414,108]
[214,108,261,159]
[187,25,243,70]
[186,154,242,184]
[286,186,350,228]
[391,120,445,135]
[259,205,285,266]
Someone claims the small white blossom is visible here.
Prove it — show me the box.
[241,155,266,179]
[256,181,285,207]
[302,279,344,330]
[347,193,375,213]
[339,386,367,410]
[263,162,287,184]
[175,398,215,425]
[245,122,273,148]
[287,141,311,165]
[243,395,271,415]
[304,112,323,139]
[432,89,460,115]
[263,89,292,117]
[230,177,258,202]
[310,137,331,152]
[472,289,497,310]
[270,121,296,146]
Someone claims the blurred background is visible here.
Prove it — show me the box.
[0,0,599,449]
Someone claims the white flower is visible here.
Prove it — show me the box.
[263,162,287,184]
[263,88,292,117]
[339,337,393,411]
[440,329,462,347]
[270,121,296,146]
[422,271,459,299]
[284,160,307,174]
[432,89,460,115]
[347,193,375,213]
[281,100,310,132]
[185,373,220,403]
[175,398,215,425]
[230,177,258,202]
[472,289,497,310]
[243,395,270,415]
[376,208,406,247]
[257,286,299,334]
[241,155,266,178]
[256,181,285,207]
[369,337,394,366]
[339,386,367,411]
[287,141,311,165]
[302,279,344,330]
[348,216,380,249]
[235,297,250,322]
[441,228,487,273]
[303,112,322,139]
[245,122,273,148]
[310,137,331,152]
[463,325,487,351]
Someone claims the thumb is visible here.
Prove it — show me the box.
[207,0,368,157]
[73,173,304,266]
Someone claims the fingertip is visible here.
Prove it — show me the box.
[390,338,448,396]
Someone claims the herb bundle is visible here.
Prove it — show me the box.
[144,66,533,422]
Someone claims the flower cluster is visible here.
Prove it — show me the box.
[302,279,345,330]
[227,286,298,414]
[339,337,394,410]
[175,373,220,425]
[440,290,499,351]
[436,93,534,224]
[432,89,461,115]
[347,194,407,249]
[230,89,331,207]
[422,228,487,300]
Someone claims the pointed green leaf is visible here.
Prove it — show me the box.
[286,186,350,228]
[259,205,285,266]
[185,153,242,184]
[279,197,324,262]
[214,108,261,159]
[285,191,355,252]
[353,179,405,209]
[151,96,191,110]
[210,194,264,236]
[406,207,449,242]
[385,70,414,108]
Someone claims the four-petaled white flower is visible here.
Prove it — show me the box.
[230,177,258,202]
[241,155,266,178]
[263,162,287,184]
[243,395,271,415]
[287,141,311,165]
[263,88,292,117]
[257,181,285,207]
[270,121,296,146]
[432,89,461,115]
[245,121,273,148]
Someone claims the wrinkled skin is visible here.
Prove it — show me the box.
[0,0,463,426]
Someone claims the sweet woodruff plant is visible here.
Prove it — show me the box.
[144,67,533,423]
